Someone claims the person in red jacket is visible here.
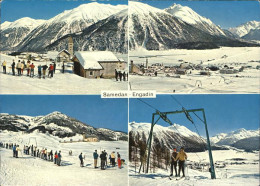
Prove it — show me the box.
[30,63,35,78]
[117,152,121,169]
[48,64,54,78]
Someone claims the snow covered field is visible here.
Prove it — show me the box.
[129,47,260,93]
[0,54,127,94]
[0,131,128,186]
[129,149,259,186]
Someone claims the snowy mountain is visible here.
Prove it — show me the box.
[0,2,127,52]
[129,122,207,152]
[211,128,259,146]
[165,3,225,36]
[0,17,46,50]
[242,29,260,41]
[228,21,260,38]
[0,112,127,141]
[46,8,128,53]
[129,1,256,50]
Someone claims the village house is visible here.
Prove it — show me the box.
[82,134,99,142]
[57,49,71,62]
[72,51,126,79]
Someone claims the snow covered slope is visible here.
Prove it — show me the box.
[0,17,46,50]
[129,2,255,50]
[229,21,260,38]
[129,122,207,152]
[211,128,259,146]
[0,112,127,140]
[0,131,128,186]
[165,3,225,36]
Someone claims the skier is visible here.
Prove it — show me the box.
[11,60,15,76]
[79,153,84,167]
[17,60,22,76]
[111,151,116,167]
[115,69,118,81]
[49,64,54,78]
[176,147,187,177]
[13,144,16,157]
[93,150,99,168]
[42,64,48,79]
[123,71,126,81]
[50,150,53,161]
[26,60,31,76]
[57,151,62,166]
[38,65,42,79]
[15,145,20,158]
[100,151,106,170]
[103,150,108,166]
[2,60,7,74]
[119,71,122,81]
[53,62,56,73]
[154,71,158,76]
[30,63,35,78]
[170,148,178,177]
[54,151,58,164]
[117,152,121,169]
[21,62,24,75]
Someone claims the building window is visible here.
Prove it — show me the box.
[89,71,93,76]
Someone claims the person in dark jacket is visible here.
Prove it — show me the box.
[42,64,48,79]
[93,150,99,168]
[115,69,118,81]
[100,151,106,170]
[13,144,16,157]
[170,148,178,177]
[79,153,84,167]
[11,60,15,76]
[119,71,122,81]
[57,151,61,166]
[38,65,42,79]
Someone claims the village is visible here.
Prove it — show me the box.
[0,36,128,94]
[1,36,127,79]
[129,47,260,93]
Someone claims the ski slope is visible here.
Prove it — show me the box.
[129,47,260,94]
[129,149,259,186]
[0,54,127,94]
[0,131,128,186]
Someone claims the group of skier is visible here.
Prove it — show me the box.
[90,150,123,170]
[1,60,56,79]
[115,69,128,81]
[170,147,188,178]
[1,142,62,166]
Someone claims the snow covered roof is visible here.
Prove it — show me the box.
[58,49,70,56]
[74,51,120,70]
[45,51,59,60]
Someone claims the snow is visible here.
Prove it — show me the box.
[211,128,259,144]
[129,1,167,15]
[129,149,259,186]
[229,21,260,37]
[129,47,260,94]
[1,17,46,30]
[74,51,120,70]
[0,131,128,186]
[129,122,199,138]
[0,54,127,94]
[47,2,127,25]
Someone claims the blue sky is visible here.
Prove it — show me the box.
[0,95,128,133]
[139,0,260,28]
[1,0,128,22]
[130,94,260,137]
[1,0,259,28]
